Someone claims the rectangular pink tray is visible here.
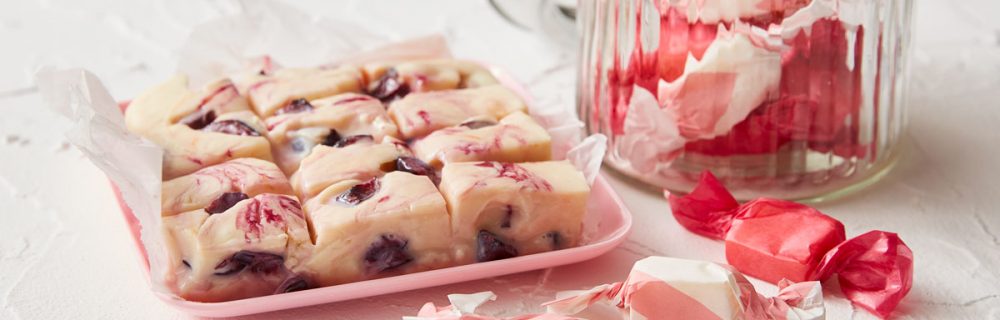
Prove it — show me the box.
[112,174,632,317]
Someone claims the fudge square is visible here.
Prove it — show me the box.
[387,85,528,139]
[161,158,293,217]
[438,161,590,264]
[124,75,274,179]
[265,93,400,175]
[302,171,452,286]
[160,159,311,301]
[154,110,274,180]
[362,59,499,99]
[411,111,552,168]
[290,138,438,212]
[238,65,365,117]
[162,192,312,302]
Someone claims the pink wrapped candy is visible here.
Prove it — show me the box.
[407,257,822,320]
[667,171,914,318]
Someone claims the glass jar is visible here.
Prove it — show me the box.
[577,0,914,201]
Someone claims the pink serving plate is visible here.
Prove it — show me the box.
[110,64,633,317]
[112,175,631,317]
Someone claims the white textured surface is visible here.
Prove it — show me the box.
[2,0,999,319]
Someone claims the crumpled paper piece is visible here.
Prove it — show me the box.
[34,0,607,301]
[404,292,581,320]
[666,171,913,318]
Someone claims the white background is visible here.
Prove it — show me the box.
[2,0,999,319]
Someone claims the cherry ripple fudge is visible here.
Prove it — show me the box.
[122,57,593,302]
[161,159,312,302]
[411,111,552,168]
[265,93,399,175]
[302,171,452,286]
[238,65,364,117]
[362,59,499,99]
[439,161,590,264]
[125,76,273,180]
[388,85,528,139]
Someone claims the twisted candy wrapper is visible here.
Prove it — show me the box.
[404,292,581,320]
[544,256,825,320]
[667,172,914,318]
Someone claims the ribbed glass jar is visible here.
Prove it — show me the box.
[578,0,913,201]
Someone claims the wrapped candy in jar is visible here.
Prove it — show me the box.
[577,0,915,200]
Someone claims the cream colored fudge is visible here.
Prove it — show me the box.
[387,85,528,139]
[162,193,313,302]
[266,93,400,175]
[161,158,293,217]
[290,139,410,205]
[438,161,589,264]
[239,65,364,117]
[124,75,274,180]
[363,59,498,96]
[302,172,452,286]
[125,76,251,136]
[411,112,551,168]
[156,110,274,180]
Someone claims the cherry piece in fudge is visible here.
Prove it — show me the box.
[476,230,518,262]
[366,68,411,103]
